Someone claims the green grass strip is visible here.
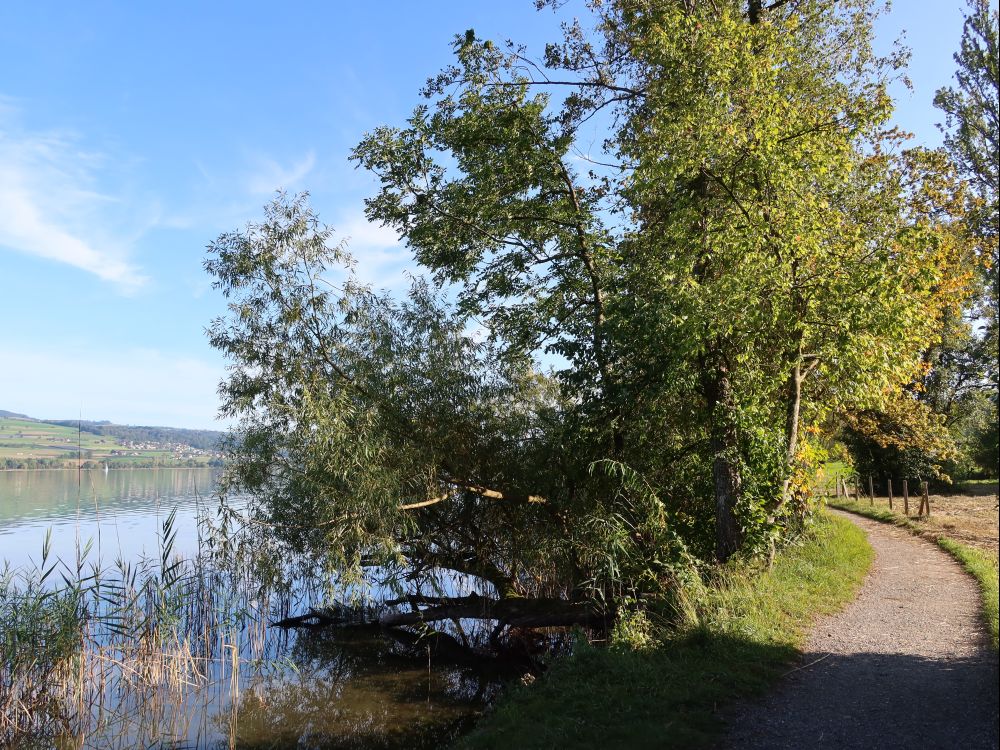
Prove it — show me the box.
[458,512,871,749]
[828,499,999,651]
[826,499,917,530]
[937,538,999,650]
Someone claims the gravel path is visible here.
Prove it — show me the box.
[720,510,999,749]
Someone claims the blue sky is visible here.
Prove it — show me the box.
[0,1,979,429]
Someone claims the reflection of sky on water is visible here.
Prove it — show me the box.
[0,468,504,749]
[0,468,227,570]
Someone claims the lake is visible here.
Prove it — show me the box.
[0,468,216,570]
[0,468,503,749]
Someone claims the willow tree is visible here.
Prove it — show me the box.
[206,196,579,607]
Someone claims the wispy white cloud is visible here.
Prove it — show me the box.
[0,104,149,291]
[334,211,414,291]
[338,213,400,250]
[245,151,316,195]
[163,150,320,235]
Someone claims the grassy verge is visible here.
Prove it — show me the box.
[458,512,871,749]
[829,499,999,650]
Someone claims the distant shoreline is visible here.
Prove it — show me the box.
[0,465,222,473]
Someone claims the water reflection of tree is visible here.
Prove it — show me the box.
[221,626,499,750]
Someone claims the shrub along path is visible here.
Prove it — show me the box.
[721,510,999,749]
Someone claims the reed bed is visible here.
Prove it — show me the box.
[0,510,303,749]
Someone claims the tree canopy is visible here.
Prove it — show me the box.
[206,0,978,624]
[932,0,999,477]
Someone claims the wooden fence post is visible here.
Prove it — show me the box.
[868,475,874,505]
[835,476,841,499]
[854,477,860,503]
[887,478,893,510]
[903,479,909,516]
[921,481,931,517]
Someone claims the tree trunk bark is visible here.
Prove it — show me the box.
[692,164,743,562]
[705,355,743,562]
[779,355,803,507]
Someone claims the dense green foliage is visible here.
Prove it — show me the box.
[458,512,872,749]
[842,0,998,482]
[934,0,999,478]
[206,1,975,613]
[935,0,999,269]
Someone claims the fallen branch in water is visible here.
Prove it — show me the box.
[379,595,603,629]
[273,595,604,631]
[272,607,362,629]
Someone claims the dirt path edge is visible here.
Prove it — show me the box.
[718,509,999,750]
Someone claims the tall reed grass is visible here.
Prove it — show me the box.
[0,509,300,748]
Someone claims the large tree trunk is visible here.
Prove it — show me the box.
[779,355,803,507]
[691,162,744,562]
[704,354,743,562]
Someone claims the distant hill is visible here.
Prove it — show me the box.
[1,411,224,450]
[40,420,224,451]
[0,411,227,470]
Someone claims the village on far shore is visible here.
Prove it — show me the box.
[0,411,225,470]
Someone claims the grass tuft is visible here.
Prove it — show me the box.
[457,512,871,749]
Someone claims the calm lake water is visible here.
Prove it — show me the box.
[0,468,217,570]
[0,469,502,749]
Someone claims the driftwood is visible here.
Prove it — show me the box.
[274,594,603,634]
[273,609,347,629]
[379,594,603,629]
[272,604,372,629]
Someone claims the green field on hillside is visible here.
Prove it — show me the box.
[0,418,219,468]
